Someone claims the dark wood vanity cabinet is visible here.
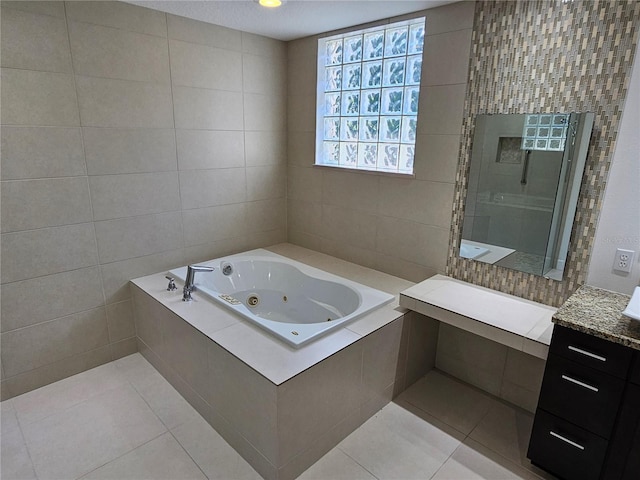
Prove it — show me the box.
[528,325,640,480]
[605,354,640,480]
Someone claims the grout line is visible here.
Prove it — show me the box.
[13,371,127,430]
[62,4,169,40]
[127,373,174,431]
[0,241,181,289]
[1,219,100,236]
[60,0,106,314]
[3,400,41,480]
[240,34,249,210]
[165,12,188,263]
[399,395,470,438]
[167,27,244,53]
[0,175,89,183]
[62,70,172,87]
[19,428,40,479]
[427,444,459,480]
[167,429,211,480]
[462,436,546,480]
[2,303,107,336]
[336,446,381,480]
[75,431,168,480]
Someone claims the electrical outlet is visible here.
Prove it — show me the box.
[613,248,635,273]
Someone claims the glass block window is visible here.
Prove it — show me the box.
[521,114,569,151]
[315,18,426,174]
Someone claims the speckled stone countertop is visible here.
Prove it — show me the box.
[553,285,640,350]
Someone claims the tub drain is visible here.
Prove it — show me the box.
[247,294,259,307]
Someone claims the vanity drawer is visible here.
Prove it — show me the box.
[538,354,626,438]
[550,325,633,378]
[528,409,608,480]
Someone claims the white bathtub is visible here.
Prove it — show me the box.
[169,250,395,348]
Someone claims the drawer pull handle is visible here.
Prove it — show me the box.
[568,345,606,362]
[561,374,599,392]
[549,431,585,450]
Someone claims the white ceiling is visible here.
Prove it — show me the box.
[125,0,458,41]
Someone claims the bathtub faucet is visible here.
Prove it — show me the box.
[183,264,215,302]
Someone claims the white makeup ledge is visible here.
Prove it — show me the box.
[400,274,556,359]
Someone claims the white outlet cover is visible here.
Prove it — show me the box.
[613,248,635,273]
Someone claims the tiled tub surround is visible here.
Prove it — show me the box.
[132,244,439,480]
[401,275,555,412]
[0,1,287,400]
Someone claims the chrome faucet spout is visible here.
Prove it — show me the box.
[183,264,215,301]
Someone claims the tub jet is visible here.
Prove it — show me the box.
[247,294,259,307]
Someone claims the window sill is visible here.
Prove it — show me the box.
[313,163,416,178]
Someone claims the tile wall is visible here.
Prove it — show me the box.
[435,324,545,413]
[447,0,640,306]
[0,1,287,399]
[286,2,475,283]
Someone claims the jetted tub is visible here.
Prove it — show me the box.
[169,250,395,347]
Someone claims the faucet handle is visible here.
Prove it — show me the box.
[165,275,177,291]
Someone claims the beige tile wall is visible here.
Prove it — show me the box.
[286,2,475,282]
[0,1,287,399]
[436,324,545,413]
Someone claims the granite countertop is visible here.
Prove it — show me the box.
[553,285,640,350]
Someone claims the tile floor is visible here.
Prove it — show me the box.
[0,353,556,480]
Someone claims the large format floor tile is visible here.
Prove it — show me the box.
[171,416,261,480]
[397,370,499,434]
[338,402,464,480]
[21,384,166,480]
[11,362,128,427]
[81,432,206,480]
[468,403,556,480]
[297,448,376,480]
[431,438,543,480]
[135,373,202,430]
[0,400,38,480]
[0,354,554,480]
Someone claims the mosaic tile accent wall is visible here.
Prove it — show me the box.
[446,0,640,307]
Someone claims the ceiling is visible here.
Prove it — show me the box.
[125,0,458,41]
